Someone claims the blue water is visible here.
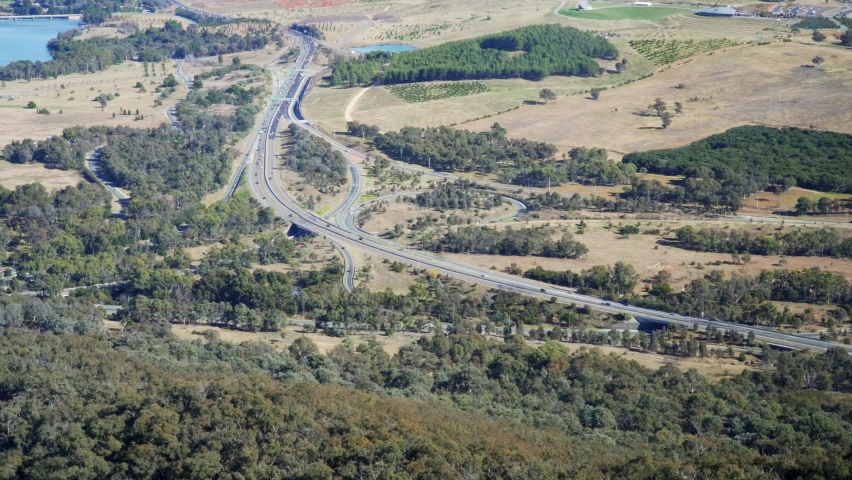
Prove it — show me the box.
[0,19,79,65]
[350,44,417,54]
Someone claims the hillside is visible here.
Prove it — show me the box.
[623,126,852,193]
[330,24,618,86]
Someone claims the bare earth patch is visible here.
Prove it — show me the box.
[0,162,85,191]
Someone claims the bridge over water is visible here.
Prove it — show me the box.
[0,14,82,21]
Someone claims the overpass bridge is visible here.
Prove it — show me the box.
[0,14,82,21]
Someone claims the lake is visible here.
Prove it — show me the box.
[0,19,80,66]
[350,44,417,54]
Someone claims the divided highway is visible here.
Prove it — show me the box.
[246,30,849,353]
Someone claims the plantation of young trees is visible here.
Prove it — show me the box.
[282,124,348,194]
[330,24,618,86]
[387,81,489,103]
[623,126,852,193]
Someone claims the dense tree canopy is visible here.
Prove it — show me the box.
[330,24,618,86]
[675,225,852,258]
[370,123,556,175]
[282,124,348,194]
[3,299,852,478]
[412,180,504,211]
[623,126,852,193]
[429,225,588,258]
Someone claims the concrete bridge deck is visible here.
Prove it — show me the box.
[0,14,82,21]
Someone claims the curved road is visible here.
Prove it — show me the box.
[236,30,852,354]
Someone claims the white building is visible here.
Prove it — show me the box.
[634,1,653,6]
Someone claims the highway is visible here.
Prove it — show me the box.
[232,30,852,353]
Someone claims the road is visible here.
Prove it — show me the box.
[84,150,127,214]
[240,30,852,354]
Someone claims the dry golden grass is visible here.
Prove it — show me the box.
[103,318,424,355]
[346,244,420,293]
[360,198,517,236]
[0,60,185,149]
[0,161,85,191]
[304,38,656,134]
[435,218,852,290]
[462,42,852,155]
[110,13,194,30]
[546,342,752,380]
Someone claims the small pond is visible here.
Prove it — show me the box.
[349,44,417,54]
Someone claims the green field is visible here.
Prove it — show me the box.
[559,5,695,21]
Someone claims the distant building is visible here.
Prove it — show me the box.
[577,2,593,10]
[695,5,737,16]
[633,2,652,6]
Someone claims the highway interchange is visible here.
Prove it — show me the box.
[225,30,851,353]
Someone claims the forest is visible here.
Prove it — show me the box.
[3,297,852,477]
[674,225,852,258]
[282,124,349,194]
[642,267,852,329]
[501,146,637,188]
[429,225,588,259]
[0,179,276,295]
[524,260,852,328]
[0,20,277,80]
[368,123,557,175]
[329,24,618,86]
[623,126,852,193]
[412,180,504,211]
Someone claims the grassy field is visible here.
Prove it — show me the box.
[559,5,695,22]
[303,37,657,133]
[0,161,85,191]
[0,60,185,149]
[359,196,518,237]
[460,42,852,156]
[435,218,852,289]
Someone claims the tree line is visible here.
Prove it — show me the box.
[637,267,852,328]
[523,262,638,296]
[428,225,588,259]
[5,0,164,23]
[674,225,852,258]
[363,122,557,175]
[1,20,278,80]
[623,125,852,194]
[330,24,618,86]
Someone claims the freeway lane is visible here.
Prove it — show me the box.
[247,30,850,353]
